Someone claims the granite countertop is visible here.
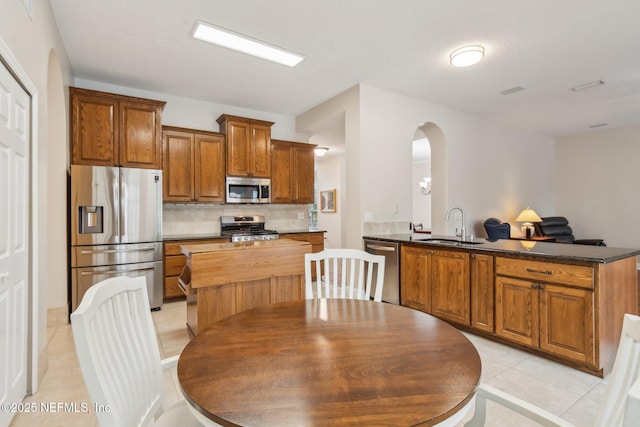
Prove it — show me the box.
[163,233,225,241]
[363,233,640,264]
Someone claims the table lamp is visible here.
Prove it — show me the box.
[515,207,542,239]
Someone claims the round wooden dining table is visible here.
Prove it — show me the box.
[177,299,481,427]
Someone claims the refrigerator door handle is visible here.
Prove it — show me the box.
[80,266,157,276]
[79,246,157,255]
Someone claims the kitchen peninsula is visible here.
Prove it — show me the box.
[179,238,311,336]
[364,233,640,377]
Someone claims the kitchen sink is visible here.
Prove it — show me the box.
[414,238,483,245]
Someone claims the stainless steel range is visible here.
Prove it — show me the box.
[220,215,279,242]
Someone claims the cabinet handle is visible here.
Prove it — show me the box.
[531,283,539,289]
[539,284,545,290]
[526,268,552,275]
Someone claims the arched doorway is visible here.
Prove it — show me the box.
[412,122,447,235]
[412,134,431,231]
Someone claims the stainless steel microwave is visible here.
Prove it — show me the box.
[226,176,271,204]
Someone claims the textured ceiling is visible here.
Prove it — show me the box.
[50,0,640,137]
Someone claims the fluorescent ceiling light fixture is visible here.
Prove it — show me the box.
[450,45,485,67]
[571,80,604,91]
[192,21,304,67]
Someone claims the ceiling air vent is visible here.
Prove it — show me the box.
[500,86,524,96]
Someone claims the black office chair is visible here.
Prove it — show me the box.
[534,216,605,246]
[483,218,511,241]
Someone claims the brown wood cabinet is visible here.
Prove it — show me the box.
[495,256,595,366]
[271,140,315,204]
[401,245,471,326]
[397,241,637,376]
[163,238,229,300]
[217,114,274,178]
[70,87,165,168]
[162,127,225,203]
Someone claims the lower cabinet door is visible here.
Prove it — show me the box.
[471,253,494,332]
[539,284,595,364]
[400,246,431,312]
[495,276,539,347]
[431,250,470,325]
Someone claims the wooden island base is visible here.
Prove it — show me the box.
[179,239,311,336]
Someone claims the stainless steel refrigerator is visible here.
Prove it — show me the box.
[70,165,163,311]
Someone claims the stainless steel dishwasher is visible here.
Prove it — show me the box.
[363,239,400,304]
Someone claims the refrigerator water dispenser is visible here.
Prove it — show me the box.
[79,206,103,234]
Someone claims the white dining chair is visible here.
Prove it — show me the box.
[305,248,386,302]
[70,276,205,427]
[464,313,640,427]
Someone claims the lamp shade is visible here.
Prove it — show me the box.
[515,207,542,223]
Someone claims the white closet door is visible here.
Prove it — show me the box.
[0,59,30,427]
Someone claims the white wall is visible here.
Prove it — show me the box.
[298,84,556,247]
[412,159,431,229]
[556,124,640,248]
[1,0,73,386]
[314,154,343,248]
[297,86,362,248]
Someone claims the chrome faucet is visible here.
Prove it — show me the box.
[445,207,466,242]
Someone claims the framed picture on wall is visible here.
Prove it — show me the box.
[320,189,336,213]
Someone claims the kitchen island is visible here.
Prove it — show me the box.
[364,233,640,376]
[180,239,311,336]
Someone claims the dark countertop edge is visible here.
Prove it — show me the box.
[163,230,324,242]
[163,234,225,242]
[363,234,640,264]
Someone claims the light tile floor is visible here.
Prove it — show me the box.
[11,301,604,426]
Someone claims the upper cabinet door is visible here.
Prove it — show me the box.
[195,133,225,202]
[119,101,163,169]
[270,141,293,203]
[70,87,165,169]
[293,146,314,203]
[218,114,274,178]
[162,130,194,202]
[71,92,118,166]
[225,120,251,176]
[251,124,271,178]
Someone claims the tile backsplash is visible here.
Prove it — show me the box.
[362,220,412,236]
[162,204,311,236]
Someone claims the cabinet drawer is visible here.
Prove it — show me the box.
[496,257,593,289]
[165,255,187,276]
[164,276,184,299]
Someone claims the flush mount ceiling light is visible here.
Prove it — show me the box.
[192,21,304,67]
[449,45,485,67]
[314,147,329,157]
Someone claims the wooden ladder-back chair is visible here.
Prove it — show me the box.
[70,276,205,427]
[304,248,386,302]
